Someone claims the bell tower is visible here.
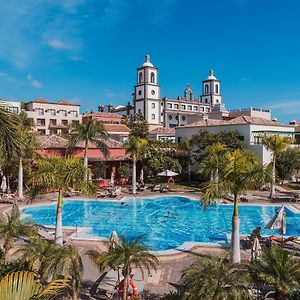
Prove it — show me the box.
[200,69,222,108]
[133,55,161,128]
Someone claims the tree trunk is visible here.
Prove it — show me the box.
[132,156,137,194]
[18,158,23,200]
[55,190,63,245]
[122,275,130,300]
[7,176,11,194]
[230,194,241,263]
[84,145,88,182]
[72,285,79,300]
[270,157,276,198]
[188,161,191,185]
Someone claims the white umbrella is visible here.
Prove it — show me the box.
[265,205,286,235]
[157,170,179,177]
[140,169,144,183]
[109,230,121,250]
[251,237,262,261]
[1,176,7,192]
[110,171,115,186]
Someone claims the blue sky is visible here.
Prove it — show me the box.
[0,0,300,123]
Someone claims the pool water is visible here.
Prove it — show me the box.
[21,196,300,251]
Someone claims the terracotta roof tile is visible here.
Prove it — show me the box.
[103,124,130,133]
[83,112,122,118]
[149,127,175,135]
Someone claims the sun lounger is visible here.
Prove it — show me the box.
[151,185,161,192]
[160,185,170,193]
[110,187,122,198]
[98,190,110,198]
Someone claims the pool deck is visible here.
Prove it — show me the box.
[1,189,300,298]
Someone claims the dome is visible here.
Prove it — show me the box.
[142,54,154,67]
[207,69,217,80]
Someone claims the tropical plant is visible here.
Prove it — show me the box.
[200,142,228,183]
[248,245,300,299]
[0,106,24,160]
[87,237,158,300]
[69,118,109,181]
[119,163,132,179]
[262,135,292,198]
[0,205,37,262]
[180,255,251,299]
[201,149,271,263]
[179,138,194,184]
[124,136,148,194]
[0,271,69,300]
[123,113,149,138]
[29,157,94,245]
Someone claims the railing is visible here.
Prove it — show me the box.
[229,107,270,113]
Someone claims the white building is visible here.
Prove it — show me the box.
[0,100,21,114]
[25,98,81,135]
[175,116,295,165]
[112,55,229,129]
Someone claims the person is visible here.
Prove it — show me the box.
[250,226,261,240]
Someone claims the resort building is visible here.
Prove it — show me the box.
[82,112,130,143]
[0,99,21,114]
[148,127,175,142]
[25,98,81,135]
[175,116,295,165]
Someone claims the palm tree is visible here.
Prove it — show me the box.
[0,106,24,160]
[181,255,251,299]
[69,119,109,181]
[30,157,93,245]
[200,142,228,183]
[202,149,271,263]
[179,138,194,185]
[87,237,158,300]
[248,245,300,299]
[17,111,37,200]
[124,136,148,194]
[262,135,292,198]
[0,205,37,263]
[0,271,69,300]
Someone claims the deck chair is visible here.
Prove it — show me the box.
[151,185,161,192]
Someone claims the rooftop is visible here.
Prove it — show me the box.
[27,98,79,106]
[149,127,175,135]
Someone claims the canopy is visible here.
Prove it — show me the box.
[1,176,7,192]
[157,170,179,177]
[265,205,286,235]
[251,237,262,261]
[109,230,121,250]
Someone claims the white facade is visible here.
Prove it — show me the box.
[0,100,21,114]
[175,118,295,165]
[25,99,81,135]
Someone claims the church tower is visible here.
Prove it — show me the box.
[200,69,222,109]
[133,55,161,128]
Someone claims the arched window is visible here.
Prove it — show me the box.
[215,84,219,94]
[139,72,143,83]
[205,84,209,94]
[151,72,155,83]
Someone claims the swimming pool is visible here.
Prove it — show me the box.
[21,196,300,251]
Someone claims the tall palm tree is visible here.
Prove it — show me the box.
[262,135,292,198]
[0,106,24,160]
[202,149,271,263]
[124,136,148,194]
[30,157,93,245]
[248,245,300,299]
[69,119,109,181]
[200,142,228,183]
[0,271,69,300]
[87,237,158,300]
[0,205,37,263]
[181,255,251,299]
[17,111,38,200]
[179,137,194,185]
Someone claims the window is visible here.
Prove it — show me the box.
[35,108,44,115]
[138,109,142,114]
[139,72,143,83]
[151,114,155,120]
[200,107,204,112]
[175,115,179,120]
[174,104,179,109]
[36,118,45,126]
[50,129,58,135]
[48,109,56,116]
[205,84,209,94]
[238,136,245,141]
[59,110,67,116]
[167,103,172,109]
[177,137,182,144]
[49,119,57,126]
[72,120,79,125]
[150,72,155,83]
[193,106,198,111]
[205,107,210,112]
[187,105,192,110]
[138,90,142,96]
[69,110,78,117]
[205,98,208,103]
[181,105,186,110]
[182,116,186,121]
[151,103,155,108]
[37,129,46,135]
[215,84,219,93]
[5,106,19,113]
[62,120,68,126]
[168,115,172,120]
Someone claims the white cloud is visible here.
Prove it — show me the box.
[47,38,70,50]
[27,73,43,89]
[240,76,251,82]
[0,71,18,84]
[268,99,300,115]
